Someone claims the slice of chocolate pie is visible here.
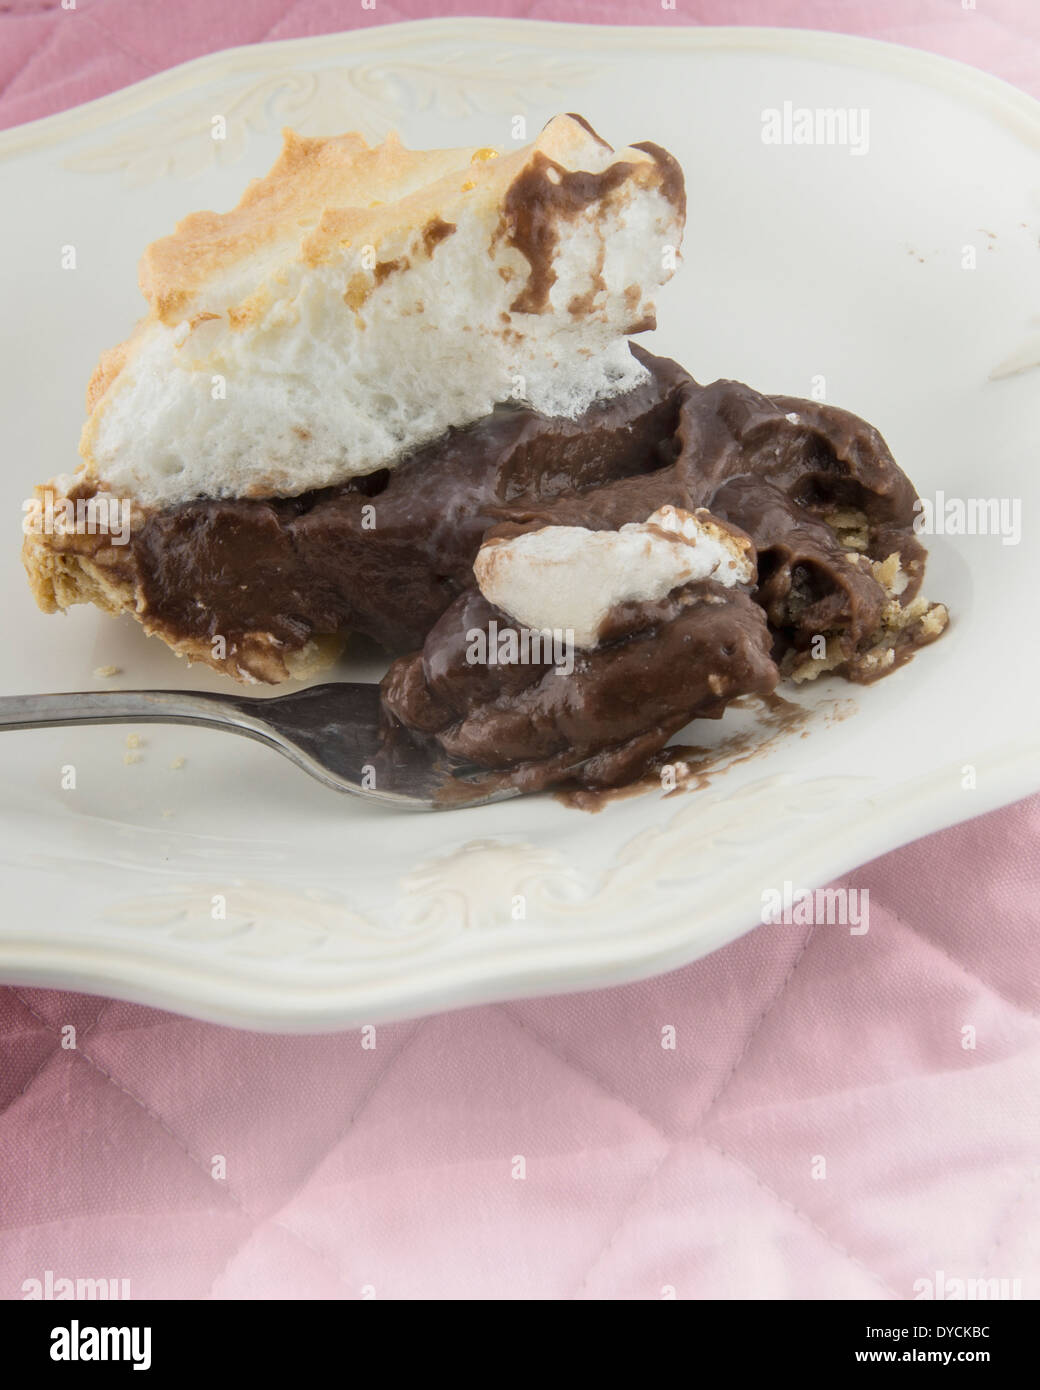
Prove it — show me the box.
[24,114,685,681]
[24,114,947,795]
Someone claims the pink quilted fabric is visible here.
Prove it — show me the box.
[1,0,1038,1301]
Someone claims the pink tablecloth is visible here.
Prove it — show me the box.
[2,0,1038,1300]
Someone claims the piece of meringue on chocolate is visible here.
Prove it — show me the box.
[24,113,686,681]
[380,508,778,793]
[474,505,755,648]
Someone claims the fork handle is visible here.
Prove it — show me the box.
[0,689,250,732]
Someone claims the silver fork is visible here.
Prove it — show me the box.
[0,684,526,810]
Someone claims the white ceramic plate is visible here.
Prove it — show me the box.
[1,20,1038,1029]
